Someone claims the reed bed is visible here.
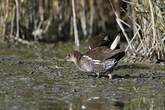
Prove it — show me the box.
[0,0,164,63]
[122,0,165,64]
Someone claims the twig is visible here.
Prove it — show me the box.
[15,0,20,38]
[149,0,156,47]
[71,0,80,50]
[108,0,134,52]
[122,0,137,5]
[89,0,94,36]
[10,6,15,38]
[135,22,146,52]
[43,17,52,33]
[116,14,134,52]
[125,22,140,51]
[80,0,87,36]
[119,19,131,28]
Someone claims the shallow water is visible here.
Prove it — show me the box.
[0,42,164,110]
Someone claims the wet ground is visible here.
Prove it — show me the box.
[0,42,164,110]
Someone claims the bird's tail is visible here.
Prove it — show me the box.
[110,34,120,50]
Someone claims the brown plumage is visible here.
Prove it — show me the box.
[84,46,125,61]
[65,35,125,78]
[65,47,125,78]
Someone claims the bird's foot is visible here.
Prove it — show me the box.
[95,73,112,79]
[96,73,100,78]
[107,74,112,79]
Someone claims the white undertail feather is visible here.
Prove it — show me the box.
[110,34,120,50]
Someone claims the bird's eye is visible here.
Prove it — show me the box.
[68,54,71,57]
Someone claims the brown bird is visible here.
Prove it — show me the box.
[65,35,125,78]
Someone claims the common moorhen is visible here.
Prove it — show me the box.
[65,35,125,78]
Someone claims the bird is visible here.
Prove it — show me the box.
[65,35,125,79]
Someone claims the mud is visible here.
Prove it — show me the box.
[0,42,164,110]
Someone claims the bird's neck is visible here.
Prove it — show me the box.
[74,51,82,61]
[73,51,84,70]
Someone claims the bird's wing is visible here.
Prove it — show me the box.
[84,47,124,61]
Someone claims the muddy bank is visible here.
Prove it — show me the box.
[0,42,164,110]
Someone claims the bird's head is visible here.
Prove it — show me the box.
[65,51,82,63]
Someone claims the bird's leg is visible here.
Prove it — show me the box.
[96,72,100,78]
[107,74,112,79]
[108,68,114,73]
[101,68,113,79]
[99,72,112,79]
